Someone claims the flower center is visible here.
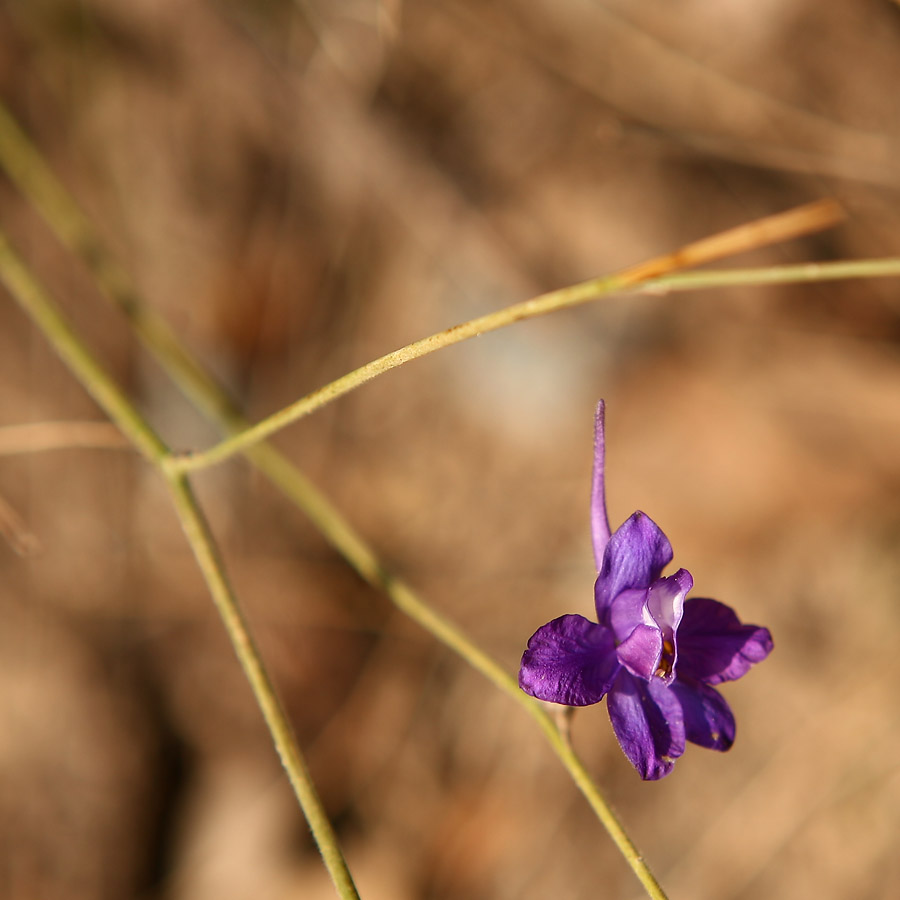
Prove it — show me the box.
[654,638,675,679]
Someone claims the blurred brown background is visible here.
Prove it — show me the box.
[1,1,899,898]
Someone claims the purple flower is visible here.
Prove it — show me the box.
[519,402,773,780]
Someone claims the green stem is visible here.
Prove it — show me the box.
[171,254,900,474]
[647,257,900,291]
[370,564,668,900]
[544,723,666,900]
[166,473,361,900]
[166,275,616,473]
[0,232,361,900]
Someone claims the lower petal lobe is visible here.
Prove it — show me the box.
[607,672,686,780]
[670,678,736,751]
[519,615,620,706]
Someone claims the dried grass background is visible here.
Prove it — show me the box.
[1,1,900,898]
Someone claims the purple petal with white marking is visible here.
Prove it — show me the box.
[677,597,774,685]
[607,671,686,780]
[644,569,692,684]
[519,615,620,706]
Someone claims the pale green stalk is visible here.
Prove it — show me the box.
[373,572,668,900]
[646,258,900,291]
[172,254,900,474]
[167,275,618,472]
[0,233,361,900]
[166,472,361,900]
[0,101,670,897]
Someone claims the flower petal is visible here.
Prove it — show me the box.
[607,671,685,780]
[670,678,736,751]
[646,569,691,636]
[677,597,774,685]
[519,615,620,706]
[615,623,663,680]
[645,568,692,684]
[595,512,673,619]
[608,587,655,643]
[591,401,611,570]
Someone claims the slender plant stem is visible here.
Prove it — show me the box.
[166,274,620,473]
[166,472,361,900]
[0,232,361,900]
[369,565,668,900]
[646,257,900,292]
[171,250,900,474]
[545,724,666,900]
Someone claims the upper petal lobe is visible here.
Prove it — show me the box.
[677,597,774,685]
[519,614,620,706]
[594,512,673,618]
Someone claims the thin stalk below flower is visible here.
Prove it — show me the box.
[383,573,668,900]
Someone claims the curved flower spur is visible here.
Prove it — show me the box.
[519,402,773,780]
